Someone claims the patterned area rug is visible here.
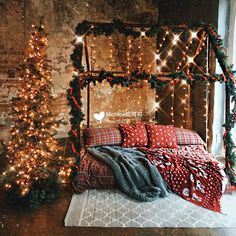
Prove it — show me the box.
[65,189,236,227]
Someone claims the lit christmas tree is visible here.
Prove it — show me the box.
[1,24,71,207]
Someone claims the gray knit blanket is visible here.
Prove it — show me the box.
[87,146,169,202]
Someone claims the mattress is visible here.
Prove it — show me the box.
[73,144,227,193]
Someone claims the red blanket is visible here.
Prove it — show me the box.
[138,145,223,212]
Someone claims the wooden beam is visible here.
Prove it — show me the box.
[81,21,201,30]
[84,36,91,128]
[207,37,216,152]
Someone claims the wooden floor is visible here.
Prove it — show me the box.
[0,186,235,236]
[0,141,236,236]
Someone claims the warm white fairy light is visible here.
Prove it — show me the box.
[109,36,113,71]
[176,33,194,70]
[168,50,172,57]
[127,38,132,73]
[191,31,198,39]
[155,30,170,73]
[182,79,187,85]
[147,64,152,73]
[181,80,189,128]
[171,83,175,124]
[179,33,206,72]
[173,34,180,45]
[155,53,160,60]
[138,35,144,70]
[137,90,142,105]
[91,35,96,70]
[162,60,167,66]
[9,166,15,172]
[205,35,209,73]
[2,24,70,195]
[187,56,195,64]
[205,82,211,145]
[141,31,146,37]
[73,71,79,77]
[156,101,161,110]
[76,35,83,44]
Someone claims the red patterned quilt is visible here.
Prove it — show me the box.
[138,145,224,212]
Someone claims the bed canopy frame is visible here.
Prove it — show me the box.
[68,20,236,185]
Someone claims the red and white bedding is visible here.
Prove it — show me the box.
[138,145,225,212]
[74,126,227,212]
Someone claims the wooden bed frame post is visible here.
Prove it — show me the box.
[84,35,91,128]
[225,84,231,165]
[206,34,215,152]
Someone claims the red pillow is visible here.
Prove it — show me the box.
[119,123,148,147]
[146,124,178,148]
[83,128,122,147]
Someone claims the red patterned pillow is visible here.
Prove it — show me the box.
[175,127,205,146]
[146,124,178,148]
[83,128,122,147]
[119,123,148,147]
[72,152,116,192]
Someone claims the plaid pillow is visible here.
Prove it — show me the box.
[175,127,206,146]
[119,123,148,147]
[146,124,178,148]
[83,127,122,147]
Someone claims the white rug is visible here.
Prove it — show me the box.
[65,189,236,227]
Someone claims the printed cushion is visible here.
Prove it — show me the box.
[83,128,122,147]
[119,123,148,147]
[175,127,206,146]
[146,124,178,148]
[72,152,116,192]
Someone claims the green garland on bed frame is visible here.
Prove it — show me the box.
[68,20,236,188]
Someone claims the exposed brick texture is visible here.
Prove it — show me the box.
[0,0,218,142]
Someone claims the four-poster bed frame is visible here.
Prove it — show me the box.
[68,20,236,185]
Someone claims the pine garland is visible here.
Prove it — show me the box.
[68,21,236,186]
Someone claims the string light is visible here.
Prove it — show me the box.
[177,38,193,70]
[137,90,141,105]
[92,35,97,70]
[167,50,172,57]
[109,36,113,71]
[171,83,175,124]
[126,38,132,73]
[162,60,167,66]
[156,101,161,110]
[147,64,152,73]
[187,56,195,64]
[155,53,160,60]
[172,34,180,45]
[155,30,170,73]
[141,31,146,37]
[190,31,198,39]
[181,79,188,128]
[205,82,211,146]
[179,31,207,72]
[76,35,83,44]
[138,36,143,70]
[1,24,70,195]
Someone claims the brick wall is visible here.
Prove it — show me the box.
[0,0,218,142]
[0,0,159,141]
[0,0,25,140]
